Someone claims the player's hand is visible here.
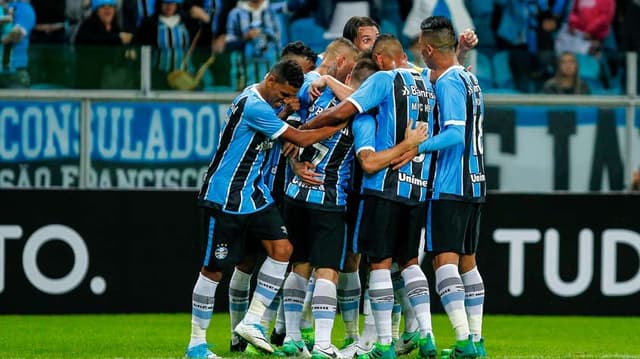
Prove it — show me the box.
[212,34,226,54]
[309,76,328,99]
[119,32,133,45]
[245,28,261,40]
[459,29,478,51]
[282,141,299,158]
[283,97,301,114]
[290,160,323,186]
[391,147,418,170]
[190,6,211,23]
[404,119,428,146]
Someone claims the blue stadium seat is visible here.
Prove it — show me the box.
[576,53,600,81]
[288,17,330,54]
[576,53,603,93]
[492,51,515,90]
[475,52,493,90]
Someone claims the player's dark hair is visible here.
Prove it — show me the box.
[419,16,456,52]
[357,49,373,61]
[281,41,318,64]
[270,59,304,88]
[342,16,380,43]
[350,58,378,85]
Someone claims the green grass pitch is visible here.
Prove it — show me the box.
[0,314,639,358]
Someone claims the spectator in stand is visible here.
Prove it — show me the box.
[555,0,615,56]
[30,0,73,87]
[132,0,156,27]
[535,0,570,87]
[30,0,66,43]
[402,0,474,67]
[464,0,495,54]
[542,51,590,94]
[0,1,13,41]
[226,0,281,89]
[135,0,193,90]
[495,0,559,92]
[75,0,136,89]
[631,168,640,191]
[66,0,92,43]
[0,0,35,89]
[76,0,133,46]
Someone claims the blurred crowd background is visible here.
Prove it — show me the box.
[0,0,637,93]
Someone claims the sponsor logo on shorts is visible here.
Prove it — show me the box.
[280,226,288,236]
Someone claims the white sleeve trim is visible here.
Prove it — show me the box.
[271,123,290,140]
[445,120,466,126]
[346,97,364,113]
[356,146,375,155]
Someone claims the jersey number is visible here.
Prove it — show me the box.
[473,113,484,156]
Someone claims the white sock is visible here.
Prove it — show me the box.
[461,267,485,342]
[391,266,402,340]
[189,273,218,348]
[401,264,433,337]
[338,271,361,340]
[229,268,251,337]
[243,257,288,325]
[360,289,376,347]
[261,288,282,329]
[369,269,393,345]
[301,273,315,330]
[275,295,286,334]
[436,264,469,341]
[283,272,307,340]
[312,278,338,349]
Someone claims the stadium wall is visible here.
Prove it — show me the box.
[0,190,638,315]
[1,99,639,192]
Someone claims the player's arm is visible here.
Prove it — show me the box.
[309,75,355,101]
[299,100,358,130]
[456,29,478,65]
[301,71,390,130]
[279,123,346,148]
[356,117,427,174]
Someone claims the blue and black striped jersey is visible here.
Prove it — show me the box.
[349,68,436,205]
[430,65,486,202]
[198,86,290,214]
[285,87,355,210]
[156,21,191,72]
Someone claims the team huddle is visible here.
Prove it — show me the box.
[186,15,486,359]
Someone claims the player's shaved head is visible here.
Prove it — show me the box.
[371,33,407,70]
[419,16,456,53]
[372,34,404,58]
